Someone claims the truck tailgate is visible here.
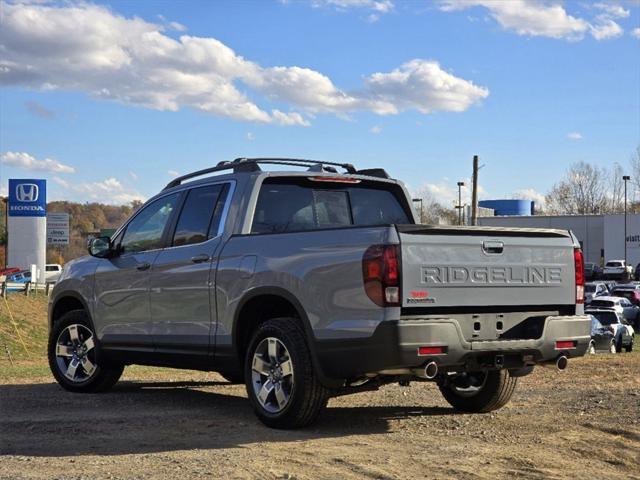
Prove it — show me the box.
[397,225,576,309]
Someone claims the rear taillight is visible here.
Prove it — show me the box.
[363,245,401,307]
[574,248,584,304]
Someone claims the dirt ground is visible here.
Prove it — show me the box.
[0,352,638,480]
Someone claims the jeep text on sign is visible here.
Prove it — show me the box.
[47,212,70,245]
[8,179,47,217]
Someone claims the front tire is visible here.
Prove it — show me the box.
[439,370,517,413]
[625,336,634,353]
[244,318,329,429]
[588,341,596,355]
[48,310,123,393]
[609,339,618,354]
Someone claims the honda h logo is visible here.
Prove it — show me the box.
[16,183,39,202]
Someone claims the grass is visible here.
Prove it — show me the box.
[0,293,49,362]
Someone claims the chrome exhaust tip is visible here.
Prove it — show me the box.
[424,361,438,379]
[556,355,568,371]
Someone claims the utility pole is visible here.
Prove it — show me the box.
[471,155,479,226]
[456,182,465,225]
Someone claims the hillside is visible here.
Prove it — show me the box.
[0,200,140,265]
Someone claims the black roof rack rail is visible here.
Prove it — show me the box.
[163,157,357,190]
[355,168,390,179]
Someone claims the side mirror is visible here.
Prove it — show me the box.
[88,236,114,258]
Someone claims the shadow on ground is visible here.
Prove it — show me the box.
[0,381,456,457]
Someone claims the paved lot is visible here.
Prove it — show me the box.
[1,353,639,479]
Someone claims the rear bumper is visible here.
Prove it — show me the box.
[315,315,591,379]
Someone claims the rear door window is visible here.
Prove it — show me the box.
[251,179,410,234]
[172,183,228,247]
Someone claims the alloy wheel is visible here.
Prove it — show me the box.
[251,337,294,414]
[55,324,98,383]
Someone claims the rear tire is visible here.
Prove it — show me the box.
[439,370,517,413]
[625,336,634,353]
[48,310,123,393]
[244,317,329,429]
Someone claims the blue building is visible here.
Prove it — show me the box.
[478,199,535,216]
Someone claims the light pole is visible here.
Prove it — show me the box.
[623,175,630,273]
[457,182,465,225]
[412,198,423,223]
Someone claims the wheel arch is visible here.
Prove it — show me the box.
[50,291,92,330]
[232,287,341,388]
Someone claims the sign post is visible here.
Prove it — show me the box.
[47,213,70,245]
[7,179,47,285]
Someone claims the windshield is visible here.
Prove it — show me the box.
[589,300,614,308]
[590,311,618,326]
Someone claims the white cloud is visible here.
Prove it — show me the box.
[370,125,382,134]
[246,132,255,141]
[167,170,179,177]
[365,60,489,114]
[438,0,626,41]
[593,3,629,19]
[632,27,640,39]
[52,175,144,204]
[590,18,623,40]
[567,131,583,140]
[0,151,75,173]
[512,188,546,209]
[0,2,488,125]
[312,0,394,13]
[129,171,138,181]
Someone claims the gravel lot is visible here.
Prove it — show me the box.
[1,353,639,480]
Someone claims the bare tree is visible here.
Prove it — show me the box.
[629,145,640,208]
[545,162,609,215]
[607,163,625,214]
[412,188,457,225]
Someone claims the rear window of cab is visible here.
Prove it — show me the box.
[251,177,411,234]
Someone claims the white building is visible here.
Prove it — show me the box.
[478,213,640,267]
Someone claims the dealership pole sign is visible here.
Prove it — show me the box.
[47,213,70,245]
[8,179,47,216]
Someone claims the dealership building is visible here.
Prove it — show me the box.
[478,212,639,267]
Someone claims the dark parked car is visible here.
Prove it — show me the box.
[585,309,634,353]
[587,315,617,354]
[635,263,640,281]
[585,263,602,280]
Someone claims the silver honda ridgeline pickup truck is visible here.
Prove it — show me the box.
[48,158,590,428]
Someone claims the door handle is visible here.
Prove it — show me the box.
[136,262,151,271]
[191,254,210,264]
[482,241,504,255]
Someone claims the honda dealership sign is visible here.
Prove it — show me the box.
[7,179,47,284]
[8,179,47,216]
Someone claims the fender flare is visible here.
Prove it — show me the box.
[232,286,342,388]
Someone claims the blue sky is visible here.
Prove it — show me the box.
[1,0,639,207]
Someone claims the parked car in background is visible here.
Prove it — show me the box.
[587,315,617,354]
[585,309,634,352]
[635,263,640,281]
[603,260,633,280]
[584,263,602,280]
[588,296,640,326]
[5,271,31,291]
[0,267,21,278]
[585,282,609,304]
[45,264,62,283]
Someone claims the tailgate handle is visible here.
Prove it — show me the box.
[482,241,504,255]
